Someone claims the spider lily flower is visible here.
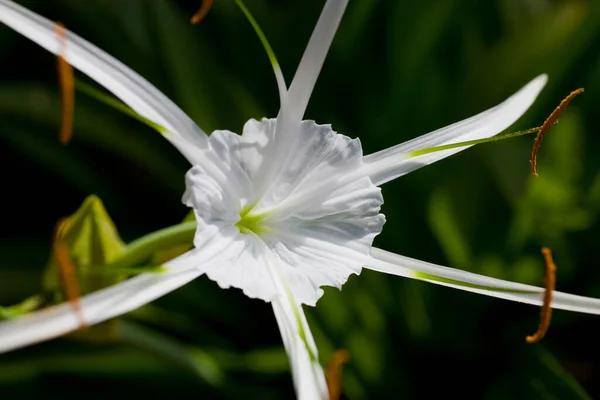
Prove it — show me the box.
[2,0,600,398]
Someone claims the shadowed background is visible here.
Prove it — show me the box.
[0,0,600,398]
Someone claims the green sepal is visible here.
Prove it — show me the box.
[43,194,127,299]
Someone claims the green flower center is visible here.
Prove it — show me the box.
[235,206,267,235]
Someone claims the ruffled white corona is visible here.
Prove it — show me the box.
[184,119,384,306]
[2,1,600,399]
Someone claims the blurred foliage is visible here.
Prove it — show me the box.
[1,0,600,398]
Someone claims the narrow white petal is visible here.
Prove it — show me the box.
[0,246,226,354]
[0,0,207,149]
[362,75,548,186]
[262,241,329,400]
[272,299,329,400]
[251,0,348,200]
[287,0,349,122]
[368,247,600,315]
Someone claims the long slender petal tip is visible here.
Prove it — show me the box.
[367,247,600,315]
[363,74,548,185]
[287,0,349,122]
[0,0,207,145]
[259,239,328,399]
[0,251,206,354]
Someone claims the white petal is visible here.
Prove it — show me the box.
[0,245,229,354]
[250,0,348,200]
[362,74,548,186]
[200,231,280,302]
[269,230,377,306]
[368,247,600,314]
[272,299,329,400]
[0,0,207,149]
[268,168,385,305]
[247,119,378,215]
[263,242,329,400]
[189,224,381,307]
[287,0,349,122]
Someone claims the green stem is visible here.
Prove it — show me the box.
[111,221,197,268]
[118,320,224,385]
[234,0,280,70]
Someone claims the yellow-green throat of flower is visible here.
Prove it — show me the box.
[236,206,268,235]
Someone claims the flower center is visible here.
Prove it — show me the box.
[182,119,386,306]
[235,206,268,235]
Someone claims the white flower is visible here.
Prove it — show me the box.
[1,0,600,399]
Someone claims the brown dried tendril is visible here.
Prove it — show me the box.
[531,88,584,177]
[326,349,350,400]
[53,219,86,327]
[191,0,214,24]
[526,247,557,344]
[55,23,75,145]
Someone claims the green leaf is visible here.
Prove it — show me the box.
[119,321,224,386]
[149,0,262,133]
[0,121,114,197]
[0,84,184,193]
[427,187,471,270]
[486,346,591,400]
[528,347,591,400]
[208,347,289,374]
[465,1,590,102]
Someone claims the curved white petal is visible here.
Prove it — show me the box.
[0,0,207,150]
[362,74,548,186]
[368,247,600,314]
[272,299,329,400]
[287,0,349,123]
[251,0,348,200]
[262,241,329,400]
[249,120,375,214]
[0,244,232,354]
[269,212,382,306]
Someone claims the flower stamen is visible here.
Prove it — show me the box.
[531,88,584,177]
[190,0,213,24]
[526,247,556,343]
[55,22,74,145]
[53,219,86,327]
[326,349,350,400]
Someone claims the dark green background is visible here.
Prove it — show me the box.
[1,0,600,398]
